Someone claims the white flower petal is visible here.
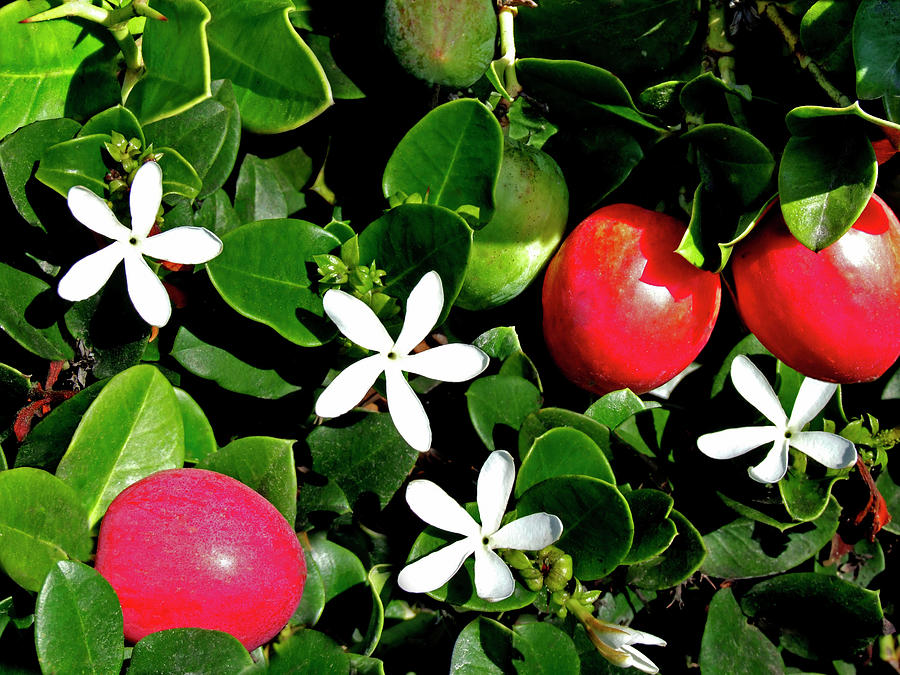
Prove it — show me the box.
[597,624,667,650]
[490,513,563,550]
[473,546,515,602]
[791,431,857,469]
[315,353,386,418]
[129,161,163,238]
[747,439,790,483]
[405,480,480,537]
[57,242,126,301]
[385,365,431,451]
[697,426,781,459]
[730,355,788,426]
[67,187,131,241]
[393,271,443,356]
[621,645,661,674]
[477,450,515,535]
[123,250,171,326]
[788,377,837,431]
[397,538,477,593]
[140,227,223,264]
[400,343,489,382]
[322,289,393,353]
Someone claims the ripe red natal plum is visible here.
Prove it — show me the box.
[542,204,722,395]
[95,468,306,651]
[732,194,900,383]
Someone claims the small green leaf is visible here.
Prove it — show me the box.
[622,489,678,565]
[516,428,615,497]
[293,537,326,626]
[173,387,217,463]
[307,531,367,602]
[584,389,660,429]
[170,326,302,399]
[36,134,108,197]
[680,72,752,117]
[0,263,73,361]
[358,565,391,656]
[78,106,144,145]
[234,154,289,222]
[128,628,254,674]
[466,375,542,450]
[779,467,848,521]
[35,561,124,675]
[853,0,900,99]
[55,365,185,526]
[626,509,706,589]
[157,146,202,199]
[517,408,612,462]
[269,628,349,673]
[801,0,855,74]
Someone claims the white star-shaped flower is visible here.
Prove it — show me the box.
[57,161,223,327]
[582,617,666,674]
[314,270,489,451]
[697,355,857,483]
[397,450,564,602]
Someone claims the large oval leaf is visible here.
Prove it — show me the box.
[35,561,124,675]
[173,387,217,463]
[853,0,900,99]
[0,263,73,361]
[621,489,678,565]
[55,365,185,526]
[699,588,784,675]
[206,219,340,347]
[128,628,254,674]
[517,407,612,462]
[625,509,706,589]
[0,468,92,591]
[268,628,350,673]
[516,427,614,497]
[466,375,543,450]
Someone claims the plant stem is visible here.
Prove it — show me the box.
[110,24,143,72]
[757,1,853,107]
[497,7,522,100]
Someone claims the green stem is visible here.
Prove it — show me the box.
[110,24,143,72]
[719,56,751,130]
[497,7,522,100]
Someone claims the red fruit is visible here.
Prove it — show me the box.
[542,204,721,395]
[95,468,306,651]
[732,194,900,383]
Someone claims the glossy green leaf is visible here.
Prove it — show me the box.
[0,1,119,141]
[577,126,645,207]
[466,375,542,450]
[268,628,348,674]
[206,219,340,347]
[203,0,332,133]
[518,476,632,580]
[193,188,241,236]
[711,334,771,398]
[680,72,753,118]
[0,118,81,229]
[144,79,241,198]
[307,531,367,603]
[518,408,612,462]
[584,389,661,429]
[785,101,900,138]
[78,106,144,145]
[358,565,391,656]
[622,489,678,565]
[382,99,502,226]
[778,131,877,251]
[0,468,92,591]
[125,0,211,125]
[853,0,900,99]
[800,0,855,74]
[702,497,840,578]
[625,509,705,589]
[778,466,848,521]
[234,154,290,222]
[293,537,326,626]
[307,412,419,509]
[173,387,217,463]
[198,436,297,525]
[256,147,314,215]
[35,561,124,675]
[170,326,302,399]
[297,475,351,523]
[741,573,884,659]
[0,263,73,361]
[128,628,254,674]
[699,588,784,675]
[357,204,473,324]
[35,134,108,197]
[55,365,184,526]
[449,617,516,674]
[305,34,365,101]
[473,326,541,391]
[516,428,615,497]
[156,146,202,199]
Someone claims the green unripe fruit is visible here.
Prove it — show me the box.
[384,0,497,87]
[456,138,569,310]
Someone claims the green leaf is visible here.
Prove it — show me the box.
[125,0,212,125]
[259,147,314,214]
[626,509,706,589]
[357,204,473,324]
[621,489,678,565]
[473,326,541,391]
[307,531,367,603]
[517,408,612,462]
[293,537,326,626]
[304,34,365,101]
[584,389,660,429]
[450,617,515,674]
[853,0,900,99]
[55,365,185,527]
[203,0,332,133]
[79,106,144,145]
[511,621,581,675]
[0,263,73,361]
[358,565,390,656]
[699,588,784,675]
[778,466,848,521]
[206,219,341,347]
[35,561,124,675]
[307,413,419,510]
[680,71,752,118]
[741,573,884,659]
[0,118,81,229]
[35,134,108,197]
[198,436,297,525]
[778,131,877,251]
[785,100,900,138]
[711,334,771,398]
[801,0,855,74]
[0,363,30,430]
[128,628,254,674]
[466,375,542,450]
[382,99,502,226]
[518,476,632,580]
[875,465,900,535]
[269,628,349,674]
[193,189,241,236]
[234,154,290,222]
[702,497,840,579]
[170,326,302,399]
[0,468,92,591]
[0,1,119,141]
[157,146,203,199]
[516,428,615,497]
[144,79,241,198]
[173,387,217,463]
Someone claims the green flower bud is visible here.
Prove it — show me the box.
[546,554,573,592]
[502,550,532,571]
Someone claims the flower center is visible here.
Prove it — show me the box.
[129,237,138,246]
[784,430,792,439]
[387,351,399,361]
[482,536,490,546]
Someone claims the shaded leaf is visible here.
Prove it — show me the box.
[173,387,217,463]
[0,263,73,361]
[626,509,706,589]
[466,375,542,450]
[699,588,784,675]
[853,0,900,99]
[128,628,254,674]
[516,428,615,497]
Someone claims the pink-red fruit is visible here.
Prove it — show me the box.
[542,204,721,395]
[95,468,306,651]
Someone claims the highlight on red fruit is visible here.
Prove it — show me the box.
[95,468,306,651]
[732,193,900,383]
[541,204,722,395]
